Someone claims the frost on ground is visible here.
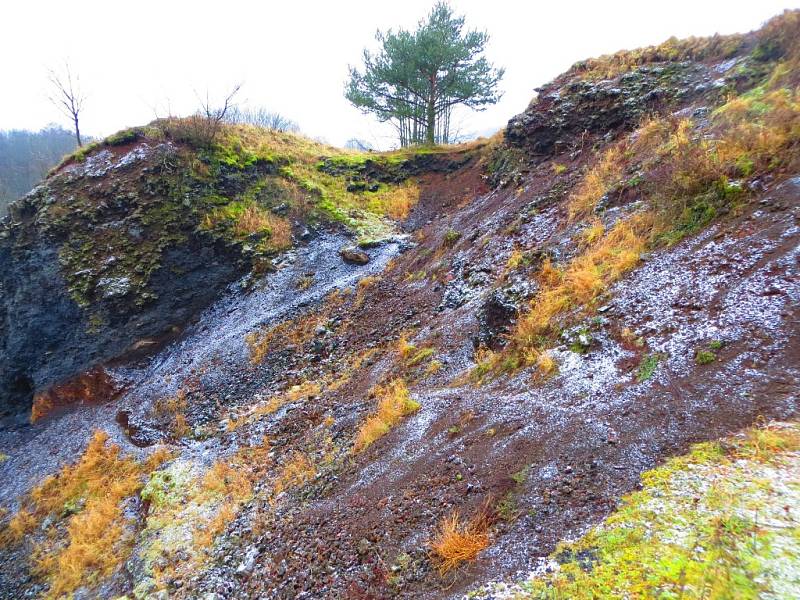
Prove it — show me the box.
[467,422,800,599]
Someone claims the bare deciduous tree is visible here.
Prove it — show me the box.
[48,64,86,147]
[196,83,242,145]
[225,106,300,133]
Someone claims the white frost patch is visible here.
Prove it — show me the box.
[466,425,800,599]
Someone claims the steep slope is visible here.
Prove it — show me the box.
[0,123,472,419]
[1,10,799,600]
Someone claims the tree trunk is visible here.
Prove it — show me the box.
[425,77,437,145]
[73,115,82,147]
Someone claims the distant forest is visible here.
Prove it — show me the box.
[0,126,79,215]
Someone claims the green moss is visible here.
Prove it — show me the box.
[508,423,800,599]
[141,463,193,509]
[635,353,663,383]
[44,120,459,309]
[104,128,142,146]
[695,349,717,365]
[442,229,462,248]
[407,347,435,367]
[658,196,718,246]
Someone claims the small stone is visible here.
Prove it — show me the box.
[357,538,372,556]
[339,247,370,265]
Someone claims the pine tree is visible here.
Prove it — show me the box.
[346,2,504,147]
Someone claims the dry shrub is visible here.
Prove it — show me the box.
[156,115,229,148]
[754,10,800,79]
[2,431,169,597]
[353,379,419,453]
[428,506,492,575]
[273,452,317,496]
[365,181,420,220]
[509,213,651,364]
[568,145,625,221]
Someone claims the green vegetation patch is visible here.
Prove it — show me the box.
[635,353,664,383]
[471,423,800,599]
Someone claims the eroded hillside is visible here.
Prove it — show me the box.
[1,10,799,600]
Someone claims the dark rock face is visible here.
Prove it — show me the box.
[319,149,476,188]
[0,142,264,417]
[505,62,723,154]
[0,230,247,417]
[475,278,537,350]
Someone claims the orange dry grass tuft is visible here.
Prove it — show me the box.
[202,461,254,501]
[2,431,170,598]
[228,380,321,431]
[567,145,625,221]
[193,502,236,550]
[2,510,36,545]
[429,508,492,575]
[353,379,420,453]
[364,181,420,220]
[235,206,293,251]
[245,291,346,364]
[579,217,605,246]
[509,214,651,365]
[203,202,293,252]
[273,451,317,496]
[192,437,272,549]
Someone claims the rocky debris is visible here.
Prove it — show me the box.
[339,246,370,265]
[506,61,727,155]
[3,15,800,600]
[475,279,537,349]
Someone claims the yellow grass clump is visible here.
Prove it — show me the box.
[428,508,492,575]
[396,334,416,360]
[364,181,420,220]
[505,248,524,272]
[2,430,170,598]
[567,145,624,221]
[512,214,650,355]
[353,379,420,453]
[273,451,317,496]
[245,290,346,364]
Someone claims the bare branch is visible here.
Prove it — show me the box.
[47,63,86,147]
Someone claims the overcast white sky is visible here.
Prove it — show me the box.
[2,0,798,148]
